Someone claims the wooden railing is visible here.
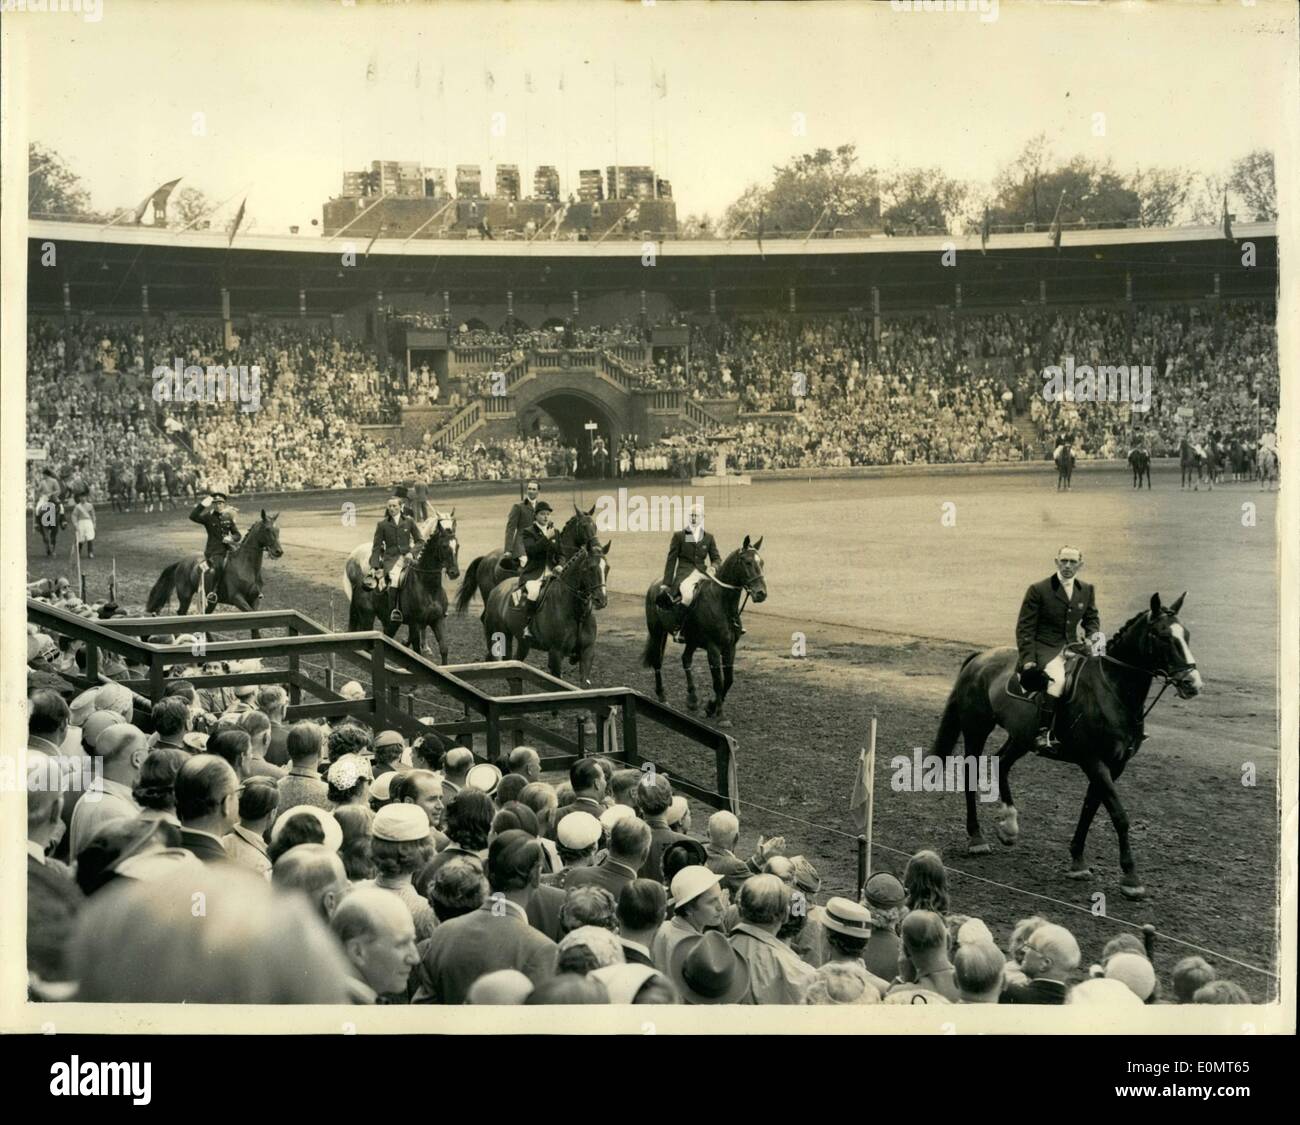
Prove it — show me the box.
[26,600,739,810]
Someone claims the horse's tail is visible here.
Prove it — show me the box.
[146,562,180,614]
[932,651,979,759]
[454,557,483,614]
[641,626,661,668]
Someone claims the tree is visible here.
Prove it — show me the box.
[677,212,718,240]
[988,136,1139,229]
[878,167,968,235]
[1188,171,1227,226]
[719,145,880,237]
[1227,149,1275,221]
[1128,166,1193,228]
[170,186,213,229]
[29,143,93,218]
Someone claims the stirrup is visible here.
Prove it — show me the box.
[389,609,404,623]
[206,591,219,605]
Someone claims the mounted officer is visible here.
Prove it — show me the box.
[369,494,425,624]
[190,489,242,605]
[1015,546,1104,754]
[655,506,741,642]
[505,480,541,557]
[510,500,564,641]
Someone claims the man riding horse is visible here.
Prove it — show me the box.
[655,506,744,640]
[368,492,425,624]
[509,500,565,641]
[190,490,243,605]
[1016,546,1106,755]
[505,481,541,557]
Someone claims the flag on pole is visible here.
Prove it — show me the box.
[980,206,990,255]
[134,178,182,224]
[849,733,875,835]
[1221,193,1234,241]
[228,198,247,247]
[364,225,385,259]
[1048,189,1065,251]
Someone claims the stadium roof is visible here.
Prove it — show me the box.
[27,219,1277,317]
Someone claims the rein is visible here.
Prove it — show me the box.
[1096,650,1196,721]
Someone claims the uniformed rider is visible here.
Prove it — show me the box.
[656,506,742,641]
[1015,546,1104,754]
[510,500,564,641]
[369,495,425,624]
[190,490,242,605]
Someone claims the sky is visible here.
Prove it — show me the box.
[10,0,1295,235]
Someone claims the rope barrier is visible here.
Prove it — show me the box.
[667,778,1277,980]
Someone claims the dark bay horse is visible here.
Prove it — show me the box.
[107,463,133,512]
[1179,437,1202,490]
[1054,443,1075,491]
[146,510,284,627]
[455,505,599,614]
[1127,447,1151,489]
[135,462,159,512]
[930,593,1202,898]
[481,541,610,687]
[641,536,768,728]
[343,513,461,662]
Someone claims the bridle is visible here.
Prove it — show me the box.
[1097,620,1199,719]
[709,549,765,616]
[554,546,606,619]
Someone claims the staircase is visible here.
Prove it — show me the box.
[683,396,724,433]
[429,399,484,447]
[1012,412,1045,458]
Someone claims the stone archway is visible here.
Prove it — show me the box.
[530,391,621,478]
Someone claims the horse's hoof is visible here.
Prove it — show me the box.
[967,841,992,856]
[1064,866,1092,880]
[704,702,717,718]
[1119,882,1147,900]
[685,698,699,712]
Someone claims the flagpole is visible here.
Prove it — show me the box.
[865,715,876,882]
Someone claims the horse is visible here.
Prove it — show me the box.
[641,536,768,728]
[1258,446,1279,491]
[134,461,159,512]
[1179,437,1202,490]
[161,462,186,508]
[930,592,1202,899]
[146,510,284,630]
[107,463,133,512]
[342,512,461,662]
[151,462,170,509]
[1127,447,1151,489]
[454,504,599,615]
[481,541,611,688]
[1054,443,1075,491]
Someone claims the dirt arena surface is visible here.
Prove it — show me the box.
[32,467,1280,1000]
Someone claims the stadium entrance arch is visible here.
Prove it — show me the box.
[525,390,620,477]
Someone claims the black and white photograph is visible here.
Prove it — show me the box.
[2,0,1295,1056]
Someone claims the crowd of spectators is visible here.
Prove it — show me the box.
[23,650,1260,1005]
[27,300,1277,502]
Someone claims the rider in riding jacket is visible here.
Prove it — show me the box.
[505,481,541,557]
[190,490,242,605]
[1015,546,1104,754]
[511,501,564,641]
[657,507,742,641]
[369,493,425,624]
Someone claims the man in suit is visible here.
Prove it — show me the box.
[369,495,425,624]
[26,750,83,990]
[999,922,1079,1005]
[562,817,651,900]
[511,501,564,640]
[1015,546,1104,753]
[190,491,242,605]
[504,481,540,556]
[657,505,734,640]
[175,754,240,863]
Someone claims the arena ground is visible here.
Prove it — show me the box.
[30,466,1281,1000]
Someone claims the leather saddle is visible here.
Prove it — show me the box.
[1007,647,1088,704]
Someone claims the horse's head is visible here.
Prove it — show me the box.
[418,510,460,580]
[559,503,600,556]
[1138,592,1202,698]
[724,535,768,603]
[252,509,284,558]
[567,541,610,611]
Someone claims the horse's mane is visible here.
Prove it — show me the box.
[1109,607,1152,653]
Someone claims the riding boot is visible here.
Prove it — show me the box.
[205,561,219,605]
[1033,693,1061,755]
[671,602,688,644]
[388,586,403,624]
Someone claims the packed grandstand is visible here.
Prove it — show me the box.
[26,300,1278,505]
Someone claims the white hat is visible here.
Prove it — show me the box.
[370,772,399,802]
[556,811,602,850]
[1068,977,1143,1007]
[665,795,690,827]
[669,865,722,909]
[338,681,366,701]
[466,762,503,794]
[599,803,637,832]
[271,806,343,852]
[372,802,430,843]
